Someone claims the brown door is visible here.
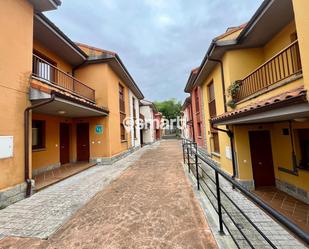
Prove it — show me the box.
[249,130,275,188]
[77,123,90,162]
[60,123,70,165]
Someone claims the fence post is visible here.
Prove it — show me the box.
[195,152,200,191]
[215,171,224,234]
[187,145,190,173]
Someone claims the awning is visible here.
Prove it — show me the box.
[211,87,308,125]
[30,88,109,118]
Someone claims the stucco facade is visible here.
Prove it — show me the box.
[186,0,309,204]
[0,1,144,208]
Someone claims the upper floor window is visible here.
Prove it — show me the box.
[119,84,126,141]
[33,50,57,83]
[208,81,217,118]
[119,84,125,113]
[132,97,137,139]
[195,88,200,113]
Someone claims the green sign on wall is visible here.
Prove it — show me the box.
[95,125,103,134]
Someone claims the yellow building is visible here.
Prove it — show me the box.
[191,0,309,204]
[0,0,143,207]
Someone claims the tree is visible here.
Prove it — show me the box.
[154,98,182,121]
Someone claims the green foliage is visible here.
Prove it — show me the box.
[226,99,237,109]
[226,80,241,109]
[154,98,182,120]
[227,80,241,99]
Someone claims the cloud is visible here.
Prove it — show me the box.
[46,0,264,102]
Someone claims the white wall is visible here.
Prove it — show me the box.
[181,108,191,139]
[140,105,155,144]
[129,90,141,148]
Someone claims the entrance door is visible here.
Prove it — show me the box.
[77,123,90,162]
[140,129,144,146]
[60,123,70,165]
[249,130,275,188]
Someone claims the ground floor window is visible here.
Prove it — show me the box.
[212,131,220,154]
[120,113,126,141]
[32,120,46,150]
[197,122,202,137]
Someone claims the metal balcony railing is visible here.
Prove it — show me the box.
[182,139,309,248]
[32,54,95,102]
[235,41,302,102]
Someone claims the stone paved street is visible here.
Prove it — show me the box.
[0,140,218,249]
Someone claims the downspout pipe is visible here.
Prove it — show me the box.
[24,92,56,197]
[211,124,237,179]
[208,58,237,178]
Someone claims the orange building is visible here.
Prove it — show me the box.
[0,0,143,208]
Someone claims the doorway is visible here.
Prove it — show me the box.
[77,123,90,162]
[249,130,276,188]
[60,123,70,165]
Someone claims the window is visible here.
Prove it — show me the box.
[120,122,126,141]
[132,97,137,139]
[119,84,126,141]
[195,88,199,113]
[33,50,57,83]
[32,120,46,150]
[197,122,202,137]
[208,81,217,118]
[212,132,220,154]
[297,129,309,169]
[119,84,125,113]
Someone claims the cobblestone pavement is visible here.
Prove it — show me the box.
[0,144,150,241]
[0,140,218,249]
[185,148,307,249]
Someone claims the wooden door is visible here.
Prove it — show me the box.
[249,131,275,188]
[60,123,70,165]
[77,123,90,162]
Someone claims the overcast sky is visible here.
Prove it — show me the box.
[46,0,263,102]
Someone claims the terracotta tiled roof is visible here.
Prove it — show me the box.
[31,79,109,114]
[211,86,307,124]
[191,67,199,74]
[75,42,116,56]
[214,23,247,41]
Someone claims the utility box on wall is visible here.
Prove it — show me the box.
[0,136,13,159]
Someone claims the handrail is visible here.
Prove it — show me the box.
[32,54,95,102]
[182,139,309,247]
[235,40,302,102]
[241,40,299,80]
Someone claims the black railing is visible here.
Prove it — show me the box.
[182,139,309,248]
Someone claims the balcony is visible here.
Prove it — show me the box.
[235,41,302,102]
[32,54,95,102]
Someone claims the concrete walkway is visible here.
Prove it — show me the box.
[0,140,218,249]
[185,149,307,249]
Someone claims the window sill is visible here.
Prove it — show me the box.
[121,140,127,143]
[211,152,221,158]
[32,148,46,152]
